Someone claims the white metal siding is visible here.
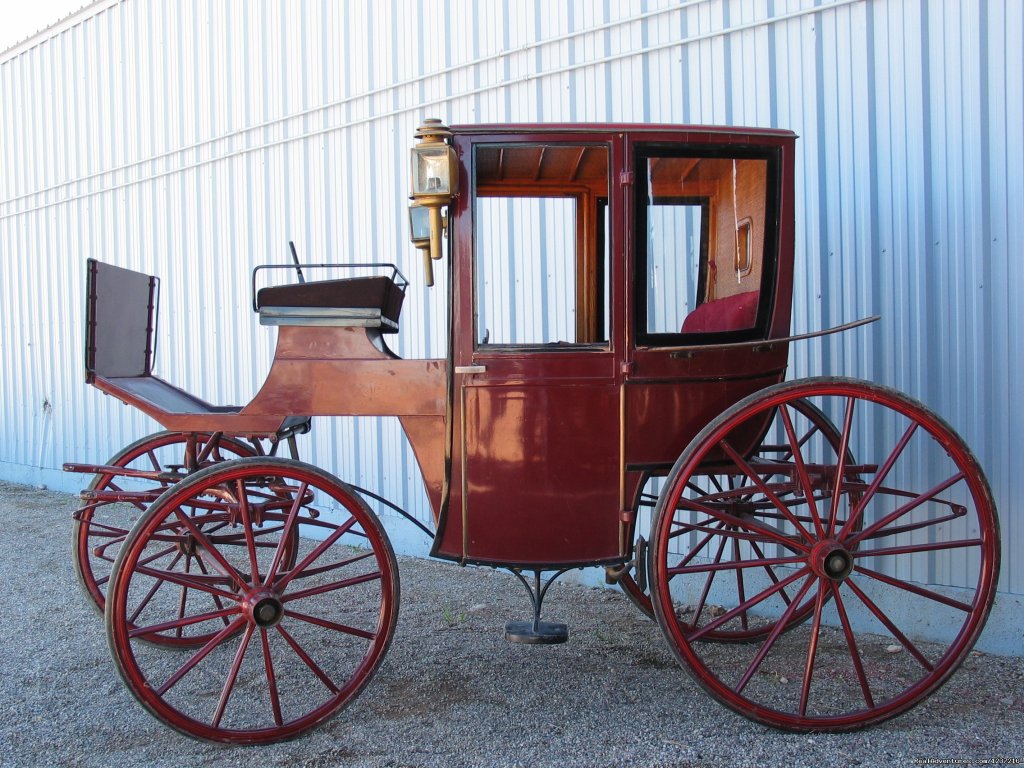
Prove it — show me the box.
[1,0,1021,649]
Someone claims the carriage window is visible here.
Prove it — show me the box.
[476,196,578,345]
[474,144,610,347]
[637,152,774,344]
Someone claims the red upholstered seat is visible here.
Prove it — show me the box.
[681,290,759,334]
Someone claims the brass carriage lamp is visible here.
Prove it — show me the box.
[410,119,458,286]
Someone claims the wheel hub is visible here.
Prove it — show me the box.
[177,534,197,557]
[810,539,854,581]
[243,589,285,627]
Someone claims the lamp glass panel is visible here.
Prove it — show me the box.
[411,146,452,195]
[409,205,431,242]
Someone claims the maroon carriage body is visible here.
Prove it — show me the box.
[430,124,797,568]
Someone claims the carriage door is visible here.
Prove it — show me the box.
[452,135,623,567]
[623,139,788,471]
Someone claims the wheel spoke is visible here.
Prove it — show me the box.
[830,583,874,710]
[850,474,963,548]
[213,524,291,548]
[749,538,796,607]
[688,566,811,641]
[845,577,934,671]
[128,551,184,624]
[669,513,717,532]
[281,570,382,603]
[275,624,340,695]
[692,534,728,625]
[668,553,805,576]
[128,605,241,639]
[131,562,239,602]
[719,440,817,547]
[798,582,828,716]
[734,574,816,694]
[136,543,180,568]
[854,538,982,560]
[286,609,377,640]
[156,616,248,696]
[170,507,250,592]
[85,518,133,539]
[675,493,809,553]
[669,521,725,570]
[839,422,918,539]
[235,479,262,586]
[212,624,255,728]
[274,515,358,592]
[175,554,192,638]
[264,481,308,586]
[826,397,856,537]
[259,628,284,727]
[282,550,376,582]
[853,564,974,612]
[670,517,759,541]
[732,536,749,630]
[191,553,236,624]
[780,405,825,539]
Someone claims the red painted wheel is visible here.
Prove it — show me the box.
[621,398,854,642]
[106,457,399,744]
[73,431,256,619]
[650,377,1000,731]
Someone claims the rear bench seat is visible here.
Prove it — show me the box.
[681,290,759,334]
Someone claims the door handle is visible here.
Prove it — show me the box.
[454,365,487,375]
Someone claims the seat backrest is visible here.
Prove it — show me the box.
[85,259,158,381]
[681,290,759,334]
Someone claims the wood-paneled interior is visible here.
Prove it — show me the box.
[649,157,767,303]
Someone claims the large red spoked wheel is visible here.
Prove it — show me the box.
[650,377,1000,731]
[621,398,854,643]
[73,431,257,618]
[105,457,399,744]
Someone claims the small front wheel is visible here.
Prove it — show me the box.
[106,457,400,744]
[650,377,999,731]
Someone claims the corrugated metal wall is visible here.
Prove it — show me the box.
[2,0,1021,648]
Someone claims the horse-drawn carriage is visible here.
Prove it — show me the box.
[66,121,1000,743]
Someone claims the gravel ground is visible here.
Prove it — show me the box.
[2,480,1023,768]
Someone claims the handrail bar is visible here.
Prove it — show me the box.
[667,316,880,358]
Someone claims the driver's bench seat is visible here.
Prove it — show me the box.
[255,275,405,332]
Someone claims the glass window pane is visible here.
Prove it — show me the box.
[646,201,707,334]
[641,155,770,341]
[476,196,577,345]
